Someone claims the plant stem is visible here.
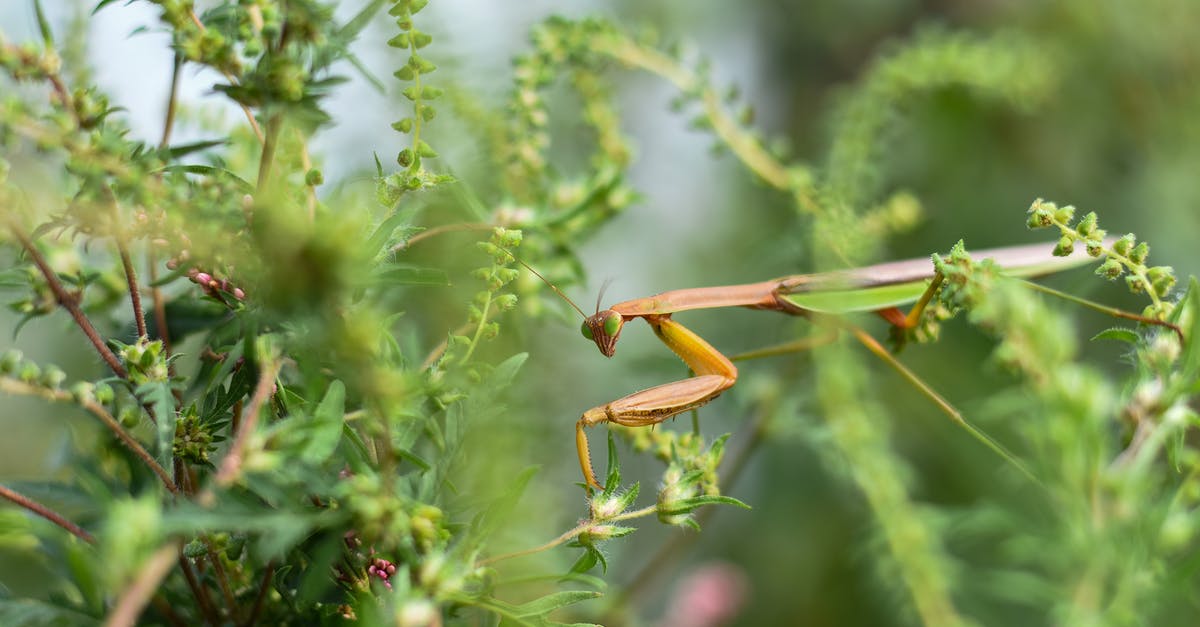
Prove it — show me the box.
[594,32,822,215]
[477,505,657,567]
[0,483,94,543]
[215,358,281,487]
[255,114,283,192]
[8,223,127,378]
[119,241,147,338]
[104,543,180,627]
[0,378,177,492]
[159,53,183,148]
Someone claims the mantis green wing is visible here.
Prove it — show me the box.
[780,240,1107,314]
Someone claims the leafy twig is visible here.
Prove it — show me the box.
[0,378,177,492]
[0,483,94,543]
[8,223,127,377]
[476,505,657,568]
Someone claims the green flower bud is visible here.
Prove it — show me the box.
[1130,242,1149,265]
[1052,236,1074,257]
[1076,211,1098,237]
[40,365,66,390]
[19,362,41,383]
[1053,205,1076,224]
[0,349,22,374]
[1112,234,1135,256]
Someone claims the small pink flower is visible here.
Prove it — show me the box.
[658,562,748,627]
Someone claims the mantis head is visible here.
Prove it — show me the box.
[581,310,624,357]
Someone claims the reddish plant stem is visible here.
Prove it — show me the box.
[104,543,180,627]
[216,359,280,487]
[119,241,148,338]
[177,554,219,626]
[242,561,275,626]
[148,595,187,627]
[203,537,238,619]
[8,223,127,378]
[0,379,177,493]
[0,484,94,543]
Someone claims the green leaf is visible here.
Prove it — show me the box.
[474,466,538,542]
[33,0,54,46]
[602,432,621,493]
[509,590,604,618]
[157,164,254,194]
[365,206,420,257]
[374,265,449,287]
[161,504,340,560]
[567,548,600,574]
[300,380,345,464]
[1175,278,1200,381]
[1091,327,1140,344]
[337,0,387,42]
[0,599,100,626]
[137,382,177,470]
[158,139,228,160]
[63,538,103,614]
[661,495,752,516]
[489,353,529,389]
[92,0,121,13]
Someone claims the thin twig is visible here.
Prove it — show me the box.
[0,484,95,543]
[119,241,147,338]
[159,53,183,149]
[594,33,822,215]
[421,321,475,370]
[8,223,127,377]
[0,378,178,492]
[476,505,657,568]
[215,358,280,487]
[242,561,275,626]
[149,594,187,627]
[205,539,238,619]
[104,543,181,627]
[177,554,220,626]
[391,222,493,253]
[186,9,263,143]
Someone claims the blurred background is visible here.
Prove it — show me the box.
[3,1,1200,624]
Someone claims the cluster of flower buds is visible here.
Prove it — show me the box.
[367,557,397,590]
[187,267,245,303]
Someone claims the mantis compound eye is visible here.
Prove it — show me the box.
[580,321,594,340]
[603,312,622,337]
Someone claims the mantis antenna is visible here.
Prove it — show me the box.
[595,278,614,315]
[496,247,589,320]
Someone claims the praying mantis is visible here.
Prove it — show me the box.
[566,240,1179,489]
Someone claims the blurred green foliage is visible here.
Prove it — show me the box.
[1,1,1200,625]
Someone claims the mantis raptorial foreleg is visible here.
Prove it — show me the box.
[576,314,736,489]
